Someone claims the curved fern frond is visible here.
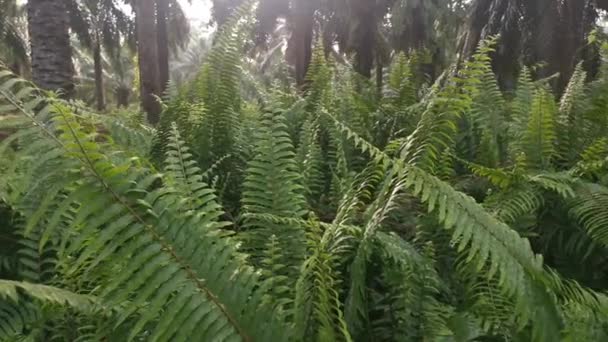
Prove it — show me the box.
[567,182,608,248]
[0,280,98,311]
[557,63,587,165]
[344,165,408,336]
[164,123,227,227]
[0,299,41,340]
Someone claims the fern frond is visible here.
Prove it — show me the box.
[0,280,97,311]
[467,59,508,167]
[334,113,566,339]
[461,157,517,189]
[400,38,497,173]
[384,53,417,108]
[164,123,227,225]
[573,138,608,178]
[372,232,452,340]
[509,66,534,157]
[485,186,544,224]
[521,87,557,169]
[188,1,255,171]
[567,182,608,248]
[294,217,353,342]
[344,165,408,337]
[297,117,325,208]
[242,107,307,270]
[556,64,587,165]
[305,41,334,112]
[0,299,41,340]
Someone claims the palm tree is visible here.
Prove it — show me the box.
[27,0,75,97]
[0,0,29,77]
[134,0,162,124]
[212,0,315,85]
[156,0,170,93]
[69,0,134,111]
[73,40,136,108]
[289,0,316,85]
[460,0,602,92]
[156,0,190,93]
[321,0,392,78]
[170,31,212,86]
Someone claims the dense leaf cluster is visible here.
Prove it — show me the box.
[1,5,608,342]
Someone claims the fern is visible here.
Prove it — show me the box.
[241,107,307,268]
[557,64,588,166]
[3,10,608,341]
[1,70,292,341]
[330,112,608,340]
[372,232,452,340]
[567,182,608,248]
[0,280,99,341]
[0,280,97,311]
[519,87,557,170]
[384,53,417,109]
[400,38,498,173]
[467,56,508,167]
[294,217,353,342]
[344,164,407,337]
[188,1,254,170]
[297,117,325,208]
[509,67,534,149]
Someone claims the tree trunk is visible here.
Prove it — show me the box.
[352,0,376,78]
[555,0,587,92]
[459,0,521,91]
[290,0,315,86]
[376,60,383,99]
[156,0,170,93]
[93,38,106,111]
[135,0,162,125]
[116,87,130,108]
[522,0,559,79]
[459,0,492,60]
[27,0,74,97]
[395,2,427,53]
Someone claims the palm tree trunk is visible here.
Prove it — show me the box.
[27,0,74,97]
[290,0,315,86]
[156,0,170,93]
[555,0,587,92]
[135,0,162,125]
[93,38,105,111]
[115,87,130,108]
[352,0,376,78]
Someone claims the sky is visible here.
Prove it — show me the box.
[114,0,212,29]
[179,0,212,27]
[17,0,213,26]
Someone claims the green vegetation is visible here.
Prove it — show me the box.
[1,0,608,341]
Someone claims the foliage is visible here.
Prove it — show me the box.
[2,6,608,342]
